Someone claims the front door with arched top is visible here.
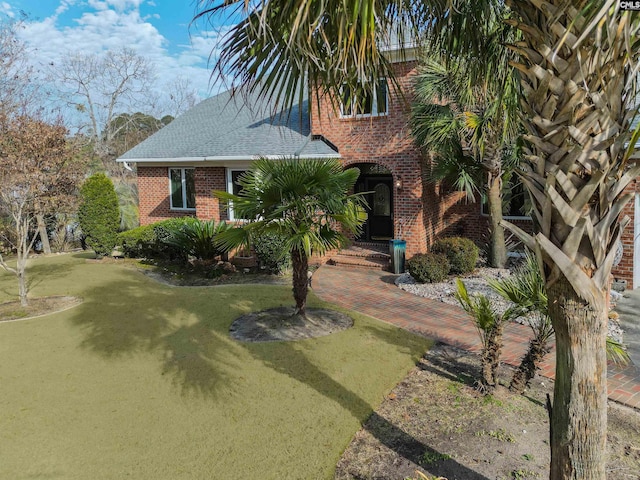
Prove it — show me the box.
[355,169,394,241]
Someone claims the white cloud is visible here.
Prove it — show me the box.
[1,1,15,17]
[16,0,224,110]
[54,0,77,17]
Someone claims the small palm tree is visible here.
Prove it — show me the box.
[215,158,366,317]
[455,278,517,391]
[489,252,553,394]
[490,253,630,394]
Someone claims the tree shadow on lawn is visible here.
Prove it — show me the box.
[0,255,77,300]
[247,334,489,480]
[68,273,246,398]
[25,260,79,294]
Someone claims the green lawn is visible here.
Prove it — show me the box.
[0,254,431,479]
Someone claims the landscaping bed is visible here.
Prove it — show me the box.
[335,344,640,480]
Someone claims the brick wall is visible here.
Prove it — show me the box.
[309,61,508,258]
[138,166,226,225]
[311,62,427,257]
[611,179,637,289]
[195,167,226,221]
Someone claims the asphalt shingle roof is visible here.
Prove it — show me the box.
[118,88,338,161]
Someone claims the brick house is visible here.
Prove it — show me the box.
[117,49,639,289]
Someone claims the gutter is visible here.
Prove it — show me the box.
[116,153,339,164]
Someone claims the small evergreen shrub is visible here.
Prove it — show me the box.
[118,217,195,260]
[407,253,450,283]
[164,218,230,260]
[151,217,195,260]
[253,232,291,274]
[118,225,155,258]
[78,173,120,257]
[431,236,479,275]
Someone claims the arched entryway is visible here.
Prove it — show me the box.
[352,163,394,241]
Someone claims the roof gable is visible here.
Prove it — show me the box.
[118,88,338,162]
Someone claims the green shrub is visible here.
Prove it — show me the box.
[407,253,450,283]
[164,218,230,260]
[118,225,155,258]
[118,218,195,260]
[431,236,479,275]
[78,173,120,257]
[253,232,291,274]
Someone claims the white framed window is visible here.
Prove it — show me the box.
[227,168,248,220]
[481,175,531,220]
[340,79,388,118]
[169,168,196,210]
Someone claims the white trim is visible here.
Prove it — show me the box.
[383,47,418,63]
[117,153,340,163]
[634,193,640,289]
[340,79,389,119]
[226,168,249,221]
[168,167,196,211]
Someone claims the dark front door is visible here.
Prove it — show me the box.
[356,176,393,241]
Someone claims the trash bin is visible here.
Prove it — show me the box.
[389,239,406,274]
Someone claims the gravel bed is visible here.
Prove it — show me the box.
[396,268,625,343]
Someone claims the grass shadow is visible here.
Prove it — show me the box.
[418,345,482,387]
[362,323,435,359]
[68,273,242,399]
[247,331,489,480]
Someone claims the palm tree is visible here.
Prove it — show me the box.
[454,278,517,391]
[490,252,630,395]
[411,56,522,267]
[489,252,553,394]
[196,2,639,477]
[215,158,366,317]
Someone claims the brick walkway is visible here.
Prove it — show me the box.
[312,265,640,410]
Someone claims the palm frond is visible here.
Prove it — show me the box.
[606,337,631,367]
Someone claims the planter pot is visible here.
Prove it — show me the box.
[389,239,406,274]
[231,255,257,268]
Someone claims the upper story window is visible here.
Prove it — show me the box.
[340,79,388,118]
[169,167,196,210]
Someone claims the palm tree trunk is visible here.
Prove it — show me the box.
[291,248,309,316]
[487,173,506,268]
[482,322,503,389]
[509,337,550,395]
[547,277,608,480]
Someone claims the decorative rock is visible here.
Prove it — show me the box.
[396,267,625,342]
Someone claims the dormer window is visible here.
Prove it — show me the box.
[340,79,388,118]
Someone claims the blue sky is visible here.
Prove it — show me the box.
[0,0,231,99]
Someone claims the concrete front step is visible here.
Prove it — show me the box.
[328,254,390,270]
[337,247,389,259]
[328,243,391,270]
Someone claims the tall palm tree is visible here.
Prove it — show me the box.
[215,158,366,317]
[411,56,522,267]
[196,2,639,477]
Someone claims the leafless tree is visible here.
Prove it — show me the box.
[0,115,85,306]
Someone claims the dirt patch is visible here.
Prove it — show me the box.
[0,296,83,322]
[230,307,353,342]
[334,344,640,480]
